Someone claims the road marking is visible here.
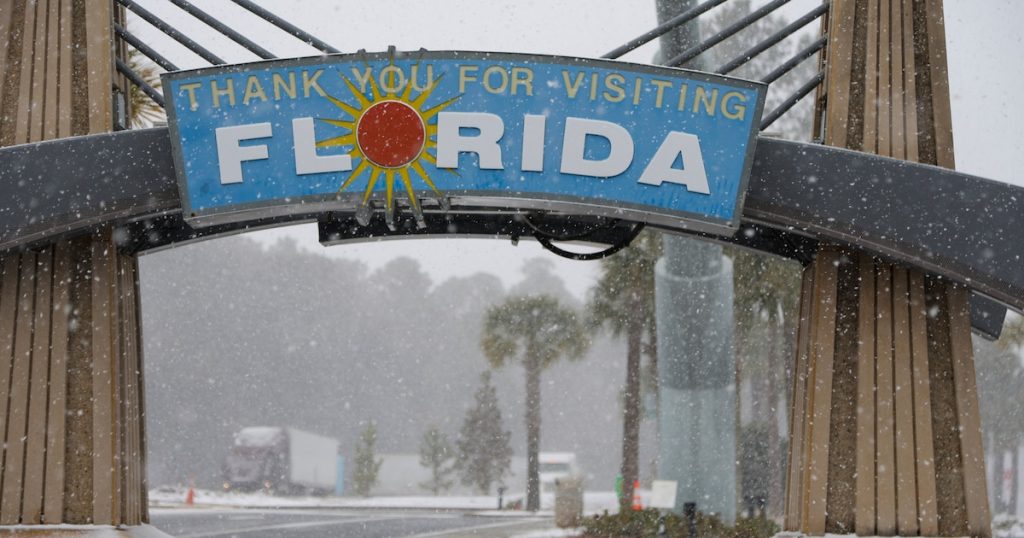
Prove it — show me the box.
[407,517,546,537]
[177,515,403,537]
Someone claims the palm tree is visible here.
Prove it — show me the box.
[481,294,588,511]
[126,48,166,128]
[586,229,661,511]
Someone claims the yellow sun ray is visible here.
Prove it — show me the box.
[337,159,371,195]
[316,133,357,148]
[411,73,446,109]
[318,64,463,228]
[411,160,444,198]
[399,69,417,102]
[323,93,361,118]
[421,149,459,177]
[385,170,395,211]
[319,118,355,130]
[340,76,372,109]
[362,167,382,205]
[395,168,419,212]
[366,71,384,102]
[393,167,421,223]
[421,94,460,121]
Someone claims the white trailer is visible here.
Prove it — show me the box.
[284,428,339,491]
[224,426,339,494]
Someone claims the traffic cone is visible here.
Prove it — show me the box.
[631,479,642,511]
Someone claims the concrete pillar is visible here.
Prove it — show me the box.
[0,0,153,531]
[653,0,738,523]
[784,1,991,536]
[655,239,736,522]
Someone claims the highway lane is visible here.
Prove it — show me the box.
[150,508,555,537]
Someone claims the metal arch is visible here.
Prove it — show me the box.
[0,128,1019,325]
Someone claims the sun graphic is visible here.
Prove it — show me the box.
[316,66,459,228]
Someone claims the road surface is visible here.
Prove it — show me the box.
[150,507,558,537]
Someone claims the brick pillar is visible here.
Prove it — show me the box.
[0,0,150,528]
[784,1,990,536]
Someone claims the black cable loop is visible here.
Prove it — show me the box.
[532,222,646,261]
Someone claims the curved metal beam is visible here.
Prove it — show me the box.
[0,128,1019,315]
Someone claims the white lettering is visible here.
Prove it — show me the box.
[292,117,352,175]
[521,114,546,172]
[436,112,505,169]
[638,131,710,194]
[215,123,272,184]
[560,118,633,178]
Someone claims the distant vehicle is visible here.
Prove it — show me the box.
[538,452,579,495]
[222,426,339,495]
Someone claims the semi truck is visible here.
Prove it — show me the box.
[223,426,340,495]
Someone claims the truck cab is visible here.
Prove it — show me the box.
[223,427,289,491]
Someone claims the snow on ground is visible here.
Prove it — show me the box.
[149,486,629,515]
[994,513,1024,537]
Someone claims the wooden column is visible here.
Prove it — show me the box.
[785,0,991,536]
[0,0,148,527]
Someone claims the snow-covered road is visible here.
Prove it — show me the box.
[150,508,567,538]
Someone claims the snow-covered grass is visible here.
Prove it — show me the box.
[511,529,582,538]
[994,513,1024,537]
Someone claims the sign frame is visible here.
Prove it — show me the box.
[162,50,766,235]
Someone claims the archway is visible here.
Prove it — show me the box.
[0,1,1020,536]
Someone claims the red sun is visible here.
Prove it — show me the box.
[356,100,425,168]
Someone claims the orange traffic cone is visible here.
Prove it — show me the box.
[185,477,195,506]
[631,479,642,511]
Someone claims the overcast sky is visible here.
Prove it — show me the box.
[133,0,1024,298]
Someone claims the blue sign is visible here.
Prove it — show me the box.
[163,51,765,233]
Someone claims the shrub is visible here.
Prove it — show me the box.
[580,508,778,538]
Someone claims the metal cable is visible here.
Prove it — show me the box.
[117,57,165,108]
[166,0,276,60]
[115,23,179,72]
[666,0,793,67]
[602,0,730,60]
[229,0,341,55]
[760,70,824,130]
[117,0,225,65]
[759,34,826,84]
[533,223,646,261]
[715,1,828,74]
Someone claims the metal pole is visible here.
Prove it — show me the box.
[229,0,341,55]
[166,0,276,60]
[684,502,697,538]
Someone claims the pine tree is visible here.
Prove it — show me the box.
[456,371,513,495]
[418,426,456,495]
[352,421,383,497]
